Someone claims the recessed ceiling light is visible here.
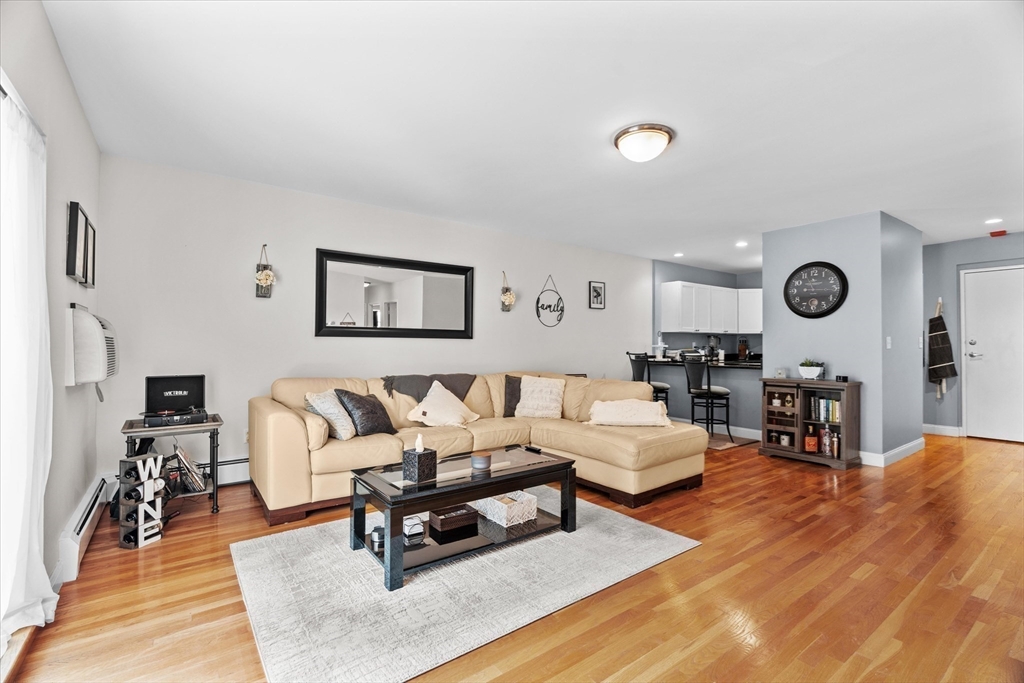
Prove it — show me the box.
[985,218,1003,224]
[735,241,748,248]
[673,252,684,258]
[614,124,675,163]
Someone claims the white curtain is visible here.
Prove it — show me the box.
[0,71,58,657]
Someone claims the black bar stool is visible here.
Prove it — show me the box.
[626,352,670,404]
[684,358,733,441]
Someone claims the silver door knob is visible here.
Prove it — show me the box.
[968,352,984,358]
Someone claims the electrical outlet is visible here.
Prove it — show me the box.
[886,336,892,349]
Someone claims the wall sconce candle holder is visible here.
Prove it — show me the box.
[255,244,276,298]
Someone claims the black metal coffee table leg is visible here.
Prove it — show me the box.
[350,481,366,551]
[561,468,577,532]
[383,505,405,591]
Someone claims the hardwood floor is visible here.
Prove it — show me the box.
[17,436,1024,682]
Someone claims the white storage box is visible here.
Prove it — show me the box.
[470,490,538,527]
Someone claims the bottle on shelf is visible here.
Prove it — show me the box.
[122,467,140,482]
[123,478,166,503]
[821,426,833,457]
[804,424,819,453]
[122,529,163,547]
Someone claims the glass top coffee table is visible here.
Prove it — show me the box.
[350,445,576,591]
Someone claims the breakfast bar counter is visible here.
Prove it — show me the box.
[647,358,763,436]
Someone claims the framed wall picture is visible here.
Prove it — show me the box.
[65,201,88,283]
[84,221,96,288]
[589,281,605,309]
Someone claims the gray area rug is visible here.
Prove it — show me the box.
[231,486,700,683]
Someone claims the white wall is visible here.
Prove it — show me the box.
[393,276,424,329]
[97,156,652,481]
[325,271,364,326]
[422,275,464,329]
[1,0,102,574]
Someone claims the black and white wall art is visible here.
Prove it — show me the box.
[589,281,605,309]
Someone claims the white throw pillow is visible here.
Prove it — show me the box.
[304,390,357,440]
[587,399,672,427]
[406,381,480,428]
[515,375,566,419]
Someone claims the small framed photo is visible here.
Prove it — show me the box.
[589,281,605,309]
[65,202,88,283]
[84,222,96,289]
[775,368,788,378]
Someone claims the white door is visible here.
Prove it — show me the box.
[710,287,738,333]
[963,266,1024,442]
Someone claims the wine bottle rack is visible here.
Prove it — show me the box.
[118,454,168,549]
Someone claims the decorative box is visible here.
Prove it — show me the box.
[402,447,437,483]
[470,490,538,528]
[429,504,478,532]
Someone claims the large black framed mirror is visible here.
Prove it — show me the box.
[315,249,474,338]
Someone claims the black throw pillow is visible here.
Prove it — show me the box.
[334,389,397,436]
[503,375,522,418]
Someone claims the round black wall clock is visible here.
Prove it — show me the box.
[784,261,848,318]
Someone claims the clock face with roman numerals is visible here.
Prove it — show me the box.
[784,261,848,318]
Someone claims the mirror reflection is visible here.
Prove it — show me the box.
[325,261,466,330]
[315,249,474,339]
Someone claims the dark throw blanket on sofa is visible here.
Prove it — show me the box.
[382,374,477,402]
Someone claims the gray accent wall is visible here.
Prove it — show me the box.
[880,213,924,452]
[922,233,1024,428]
[764,211,922,456]
[736,271,763,289]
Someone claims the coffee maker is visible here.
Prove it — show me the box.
[706,335,721,358]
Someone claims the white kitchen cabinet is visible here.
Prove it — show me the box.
[693,285,711,332]
[660,281,702,332]
[737,288,763,333]
[710,287,738,333]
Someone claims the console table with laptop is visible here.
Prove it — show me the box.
[351,445,576,591]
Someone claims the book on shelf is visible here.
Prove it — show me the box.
[810,397,842,423]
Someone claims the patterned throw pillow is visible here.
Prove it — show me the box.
[406,381,480,428]
[514,375,565,419]
[334,389,397,436]
[503,375,522,418]
[304,391,356,441]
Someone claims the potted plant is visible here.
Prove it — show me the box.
[799,358,825,380]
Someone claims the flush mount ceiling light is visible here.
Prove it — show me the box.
[673,252,684,257]
[985,218,1003,224]
[614,124,675,163]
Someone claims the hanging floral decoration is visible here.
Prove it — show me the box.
[255,244,275,297]
[500,271,516,311]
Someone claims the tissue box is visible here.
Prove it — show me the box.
[402,448,437,483]
[471,490,538,527]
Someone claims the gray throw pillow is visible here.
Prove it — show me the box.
[334,389,397,436]
[503,375,522,418]
[304,391,356,440]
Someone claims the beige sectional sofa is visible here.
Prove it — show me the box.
[248,372,708,525]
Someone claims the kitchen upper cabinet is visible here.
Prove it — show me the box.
[710,287,738,333]
[694,285,712,331]
[660,281,703,332]
[738,288,763,333]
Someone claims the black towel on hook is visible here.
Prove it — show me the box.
[928,315,957,384]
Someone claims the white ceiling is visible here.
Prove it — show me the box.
[42,1,1023,273]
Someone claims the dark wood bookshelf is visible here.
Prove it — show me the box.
[760,378,861,470]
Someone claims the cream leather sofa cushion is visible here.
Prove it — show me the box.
[291,408,330,451]
[466,417,534,451]
[577,379,654,423]
[309,433,403,475]
[481,371,527,419]
[462,376,495,419]
[530,419,707,471]
[272,377,368,410]
[396,426,475,457]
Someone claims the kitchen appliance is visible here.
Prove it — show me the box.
[706,335,721,357]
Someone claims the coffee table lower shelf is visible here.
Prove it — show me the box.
[363,509,561,573]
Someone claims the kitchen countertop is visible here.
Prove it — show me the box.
[649,358,763,369]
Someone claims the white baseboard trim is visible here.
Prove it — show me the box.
[860,438,926,468]
[669,418,760,441]
[56,472,118,590]
[923,424,964,437]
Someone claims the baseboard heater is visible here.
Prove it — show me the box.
[56,473,117,590]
